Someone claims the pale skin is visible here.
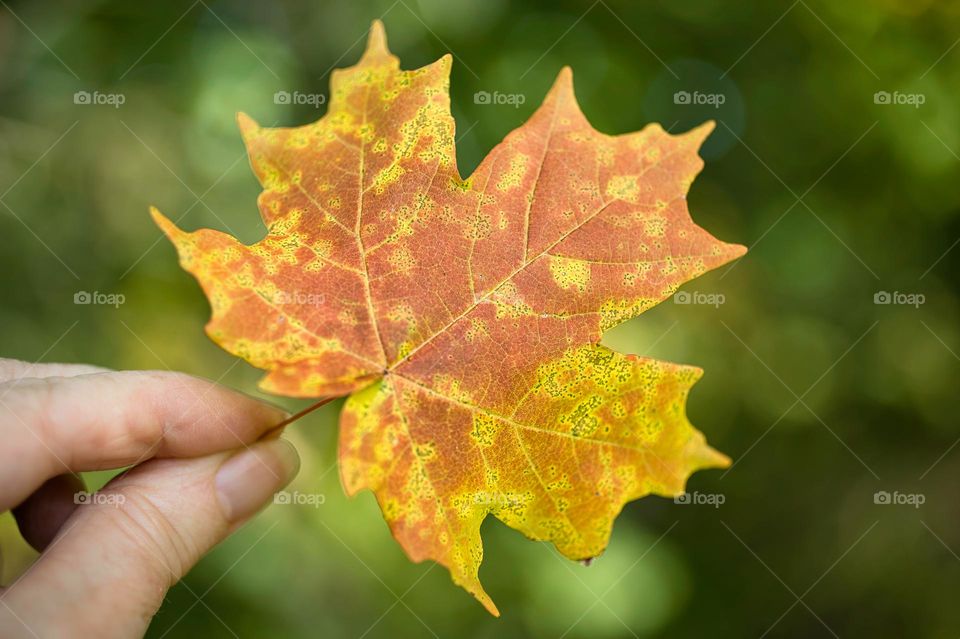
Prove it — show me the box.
[0,358,301,638]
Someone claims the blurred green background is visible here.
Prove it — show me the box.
[2,0,959,636]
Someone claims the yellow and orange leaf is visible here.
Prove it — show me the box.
[152,21,745,615]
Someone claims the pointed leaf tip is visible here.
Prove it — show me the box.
[236,111,260,137]
[363,20,390,59]
[545,66,589,126]
[727,242,748,260]
[149,206,180,239]
[552,66,574,96]
[695,441,732,471]
[681,119,717,150]
[149,205,167,227]
[469,585,499,617]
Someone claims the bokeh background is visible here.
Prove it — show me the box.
[2,0,959,636]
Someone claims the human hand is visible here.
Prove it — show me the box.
[0,359,300,638]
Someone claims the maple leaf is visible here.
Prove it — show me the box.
[151,21,745,615]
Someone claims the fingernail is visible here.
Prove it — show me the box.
[253,401,291,427]
[215,439,300,523]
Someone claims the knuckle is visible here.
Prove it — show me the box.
[7,377,72,469]
[115,370,202,454]
[98,485,199,584]
[128,370,213,432]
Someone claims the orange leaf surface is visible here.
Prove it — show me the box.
[152,21,745,615]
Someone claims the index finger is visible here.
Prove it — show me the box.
[0,369,289,512]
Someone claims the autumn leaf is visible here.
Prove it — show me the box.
[151,20,745,615]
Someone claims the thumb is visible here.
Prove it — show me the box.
[0,438,300,639]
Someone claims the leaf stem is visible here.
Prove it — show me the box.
[262,396,337,439]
